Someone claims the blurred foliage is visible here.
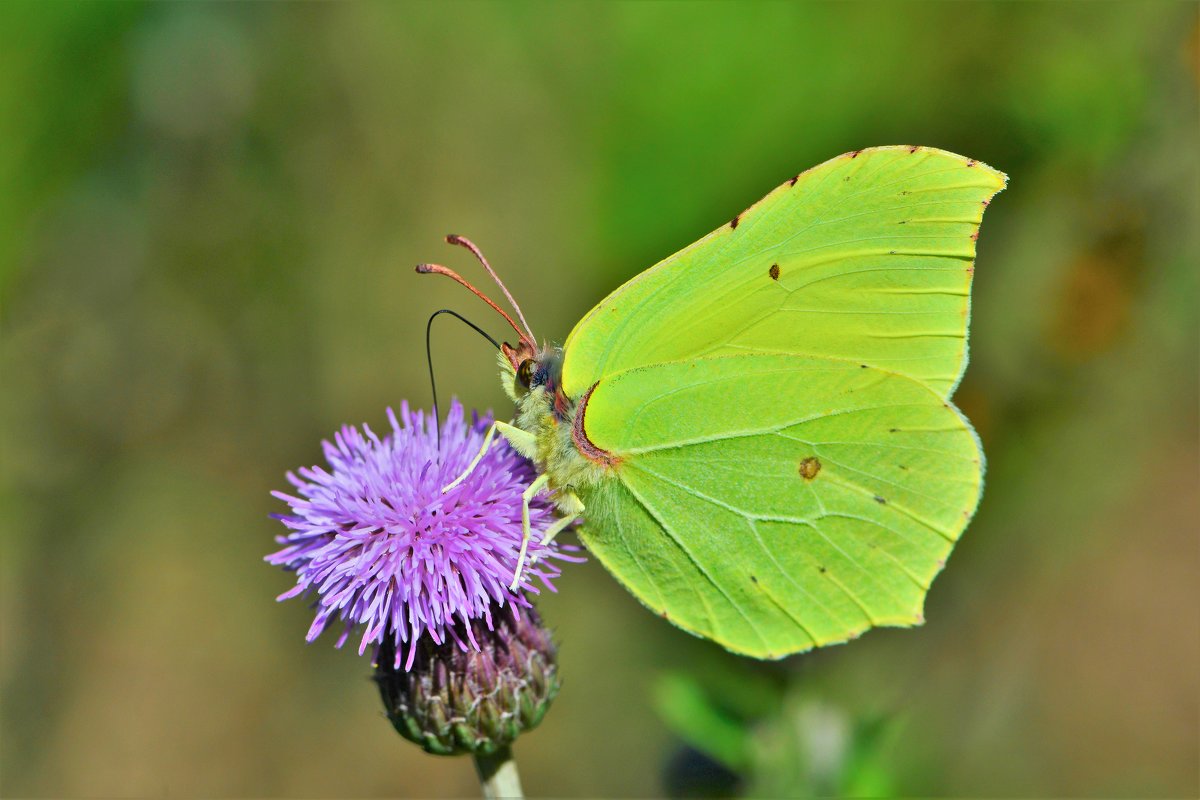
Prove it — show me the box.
[1,2,1197,797]
[655,662,895,797]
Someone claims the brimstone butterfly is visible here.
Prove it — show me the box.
[420,146,1006,658]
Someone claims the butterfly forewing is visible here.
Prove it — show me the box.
[562,146,1006,400]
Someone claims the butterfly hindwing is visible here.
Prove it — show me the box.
[575,354,982,657]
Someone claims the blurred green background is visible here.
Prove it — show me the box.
[2,2,1197,797]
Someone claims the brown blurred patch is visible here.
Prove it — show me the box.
[1048,204,1144,361]
[1033,443,1199,794]
[952,382,993,447]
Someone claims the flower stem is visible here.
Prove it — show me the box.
[473,745,524,799]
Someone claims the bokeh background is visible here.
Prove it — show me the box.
[2,2,1197,797]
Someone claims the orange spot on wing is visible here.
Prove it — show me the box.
[798,457,821,480]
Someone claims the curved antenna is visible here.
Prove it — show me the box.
[416,262,537,352]
[425,308,501,455]
[445,235,536,344]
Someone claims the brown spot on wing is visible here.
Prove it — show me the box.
[572,382,620,469]
[798,457,821,480]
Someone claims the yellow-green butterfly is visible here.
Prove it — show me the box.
[420,146,1006,658]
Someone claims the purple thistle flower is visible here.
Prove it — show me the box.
[268,399,577,670]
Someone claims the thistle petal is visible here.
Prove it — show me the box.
[268,399,581,668]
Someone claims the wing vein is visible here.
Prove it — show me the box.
[619,476,773,650]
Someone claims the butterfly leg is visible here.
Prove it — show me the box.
[539,511,578,547]
[441,422,496,493]
[441,421,536,493]
[495,420,538,459]
[539,491,583,546]
[525,492,583,569]
[511,473,550,590]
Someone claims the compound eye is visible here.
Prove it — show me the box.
[517,359,535,388]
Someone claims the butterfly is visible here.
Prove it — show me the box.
[420,146,1006,658]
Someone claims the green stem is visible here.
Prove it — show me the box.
[473,745,523,799]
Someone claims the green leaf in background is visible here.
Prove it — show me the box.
[655,664,899,798]
[654,672,754,773]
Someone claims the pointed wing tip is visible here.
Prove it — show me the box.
[845,144,1009,192]
[980,161,1009,194]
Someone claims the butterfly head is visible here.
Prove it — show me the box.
[500,340,538,377]
[500,342,568,418]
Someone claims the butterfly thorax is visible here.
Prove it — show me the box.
[498,347,611,505]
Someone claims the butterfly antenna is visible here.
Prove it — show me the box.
[416,262,537,352]
[425,308,501,455]
[444,235,536,345]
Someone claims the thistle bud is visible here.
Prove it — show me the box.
[375,603,560,756]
